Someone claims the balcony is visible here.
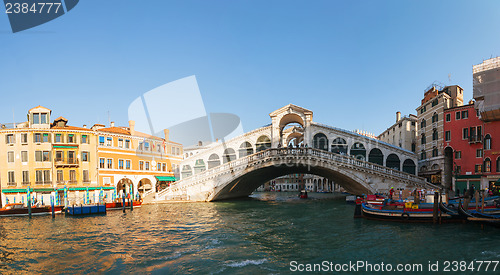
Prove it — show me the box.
[35,181,52,185]
[68,180,77,185]
[469,135,483,144]
[54,158,79,167]
[7,182,17,186]
[22,181,30,186]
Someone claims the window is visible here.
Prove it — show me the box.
[476,149,483,158]
[8,171,15,184]
[81,134,88,144]
[463,128,469,139]
[125,139,130,149]
[126,160,131,170]
[157,163,161,171]
[55,134,62,143]
[411,143,416,152]
[462,110,468,119]
[432,113,438,123]
[455,151,461,159]
[54,151,63,162]
[420,105,426,114]
[497,157,500,172]
[99,158,105,169]
[35,151,42,162]
[475,164,482,173]
[35,170,43,184]
[118,139,123,148]
[83,170,89,183]
[456,112,461,120]
[484,134,492,150]
[69,170,76,183]
[421,119,426,128]
[6,134,15,144]
[445,113,451,122]
[145,161,150,170]
[162,163,166,172]
[81,151,89,162]
[106,137,112,146]
[139,161,144,170]
[421,134,426,144]
[99,136,105,146]
[21,133,27,144]
[432,130,438,141]
[57,170,63,183]
[68,134,75,143]
[42,151,51,162]
[34,133,41,143]
[21,151,28,162]
[33,113,40,124]
[119,159,124,169]
[144,142,150,151]
[420,150,427,160]
[484,158,491,172]
[7,151,14,163]
[22,171,29,184]
[42,133,50,143]
[445,131,451,141]
[41,113,47,124]
[432,147,438,157]
[43,170,51,183]
[432,99,438,107]
[107,159,113,169]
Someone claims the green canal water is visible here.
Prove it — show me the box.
[0,192,498,274]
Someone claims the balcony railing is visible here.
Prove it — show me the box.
[54,159,79,167]
[68,180,77,185]
[7,182,16,186]
[469,135,483,143]
[22,181,30,186]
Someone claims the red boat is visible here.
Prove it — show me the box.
[105,200,142,210]
[0,203,64,217]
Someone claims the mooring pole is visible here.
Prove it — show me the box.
[51,194,55,218]
[433,192,439,224]
[122,192,126,213]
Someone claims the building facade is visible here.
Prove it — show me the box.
[378,111,417,152]
[473,56,500,121]
[416,85,463,186]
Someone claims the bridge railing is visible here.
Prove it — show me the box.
[159,148,438,198]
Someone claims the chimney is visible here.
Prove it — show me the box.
[83,124,87,128]
[163,129,169,141]
[198,141,203,146]
[129,120,135,136]
[396,111,401,122]
[110,121,115,127]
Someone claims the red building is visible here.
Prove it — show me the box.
[444,103,500,195]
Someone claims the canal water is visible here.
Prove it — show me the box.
[0,192,498,274]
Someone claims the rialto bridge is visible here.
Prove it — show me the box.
[155,104,439,202]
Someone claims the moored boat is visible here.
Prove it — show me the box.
[0,203,64,217]
[105,200,142,210]
[298,190,308,199]
[360,202,459,223]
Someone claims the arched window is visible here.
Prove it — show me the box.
[421,119,426,128]
[402,159,416,175]
[386,154,400,170]
[194,159,206,174]
[432,147,438,157]
[368,148,384,165]
[484,134,491,150]
[331,137,348,154]
[350,142,366,160]
[222,148,236,163]
[484,158,491,173]
[313,133,329,151]
[420,150,426,160]
[421,134,426,144]
[181,165,192,178]
[239,142,254,158]
[432,112,438,123]
[432,130,438,141]
[207,153,221,169]
[256,135,271,152]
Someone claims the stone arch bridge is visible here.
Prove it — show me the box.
[155,104,438,201]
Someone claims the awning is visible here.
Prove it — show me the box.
[155,176,177,181]
[2,186,115,193]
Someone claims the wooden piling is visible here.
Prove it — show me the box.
[433,192,439,224]
[475,190,480,212]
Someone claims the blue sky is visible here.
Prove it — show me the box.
[1,0,499,138]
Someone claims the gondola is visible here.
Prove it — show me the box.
[438,202,460,218]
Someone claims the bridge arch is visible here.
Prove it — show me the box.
[368,148,384,165]
[313,133,329,151]
[208,153,221,169]
[386,154,400,171]
[181,165,193,178]
[350,142,366,160]
[194,159,206,174]
[402,159,416,175]
[222,148,237,163]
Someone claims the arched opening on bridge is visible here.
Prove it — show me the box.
[117,178,133,196]
[286,132,304,147]
[368,148,384,165]
[350,142,366,160]
[194,159,206,174]
[239,142,254,158]
[256,135,271,152]
[386,154,400,170]
[331,137,348,154]
[208,154,221,169]
[313,133,329,151]
[138,178,152,195]
[279,113,305,147]
[402,159,416,175]
[223,148,237,163]
[181,165,193,178]
[444,146,453,189]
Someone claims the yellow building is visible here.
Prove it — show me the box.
[94,121,183,198]
[0,106,100,206]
